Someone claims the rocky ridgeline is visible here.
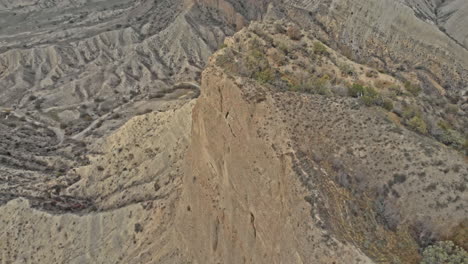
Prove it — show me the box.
[177,21,466,263]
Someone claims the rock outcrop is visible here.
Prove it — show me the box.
[175,24,467,263]
[176,62,374,264]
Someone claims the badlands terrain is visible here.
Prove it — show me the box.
[0,0,467,263]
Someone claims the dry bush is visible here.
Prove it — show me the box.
[404,81,422,96]
[274,23,286,34]
[287,25,302,41]
[366,70,379,78]
[313,42,328,56]
[268,48,287,66]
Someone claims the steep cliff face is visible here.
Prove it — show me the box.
[176,63,374,264]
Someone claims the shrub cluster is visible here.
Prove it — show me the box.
[255,69,274,84]
[404,81,422,96]
[436,120,465,149]
[348,84,384,106]
[408,116,428,134]
[339,63,355,76]
[402,105,428,134]
[292,75,331,95]
[348,83,366,97]
[313,42,328,56]
[420,241,467,264]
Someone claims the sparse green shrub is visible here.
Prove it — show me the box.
[249,49,265,60]
[347,83,387,107]
[437,121,465,149]
[382,98,394,111]
[316,86,331,96]
[449,220,468,249]
[339,63,355,76]
[404,81,422,96]
[402,105,422,120]
[215,49,237,72]
[313,42,328,56]
[219,43,228,49]
[363,85,379,98]
[274,23,286,34]
[437,119,451,131]
[365,70,378,78]
[294,80,310,92]
[244,48,271,79]
[270,49,287,66]
[246,48,274,84]
[314,76,332,96]
[254,69,274,84]
[446,104,459,114]
[408,116,428,134]
[287,74,331,95]
[388,85,404,97]
[80,113,93,122]
[360,95,376,106]
[129,90,139,98]
[348,83,366,98]
[463,136,468,155]
[330,85,348,97]
[278,42,290,55]
[298,76,331,95]
[251,25,272,43]
[287,83,300,92]
[439,129,464,148]
[420,241,468,264]
[392,173,407,184]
